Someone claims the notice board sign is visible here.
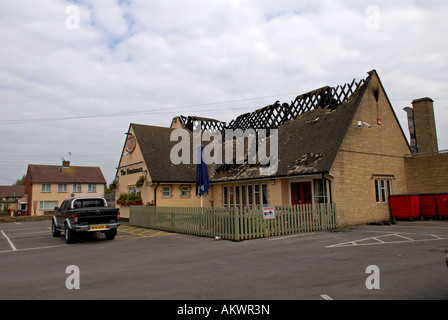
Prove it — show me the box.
[263,206,275,220]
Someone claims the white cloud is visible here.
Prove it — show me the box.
[0,0,447,184]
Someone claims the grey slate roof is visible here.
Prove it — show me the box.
[131,124,200,183]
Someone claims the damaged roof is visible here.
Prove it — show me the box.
[211,72,370,181]
[210,79,369,181]
[127,71,372,183]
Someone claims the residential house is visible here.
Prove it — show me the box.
[25,161,107,215]
[0,186,26,214]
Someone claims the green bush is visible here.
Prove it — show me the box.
[117,193,143,206]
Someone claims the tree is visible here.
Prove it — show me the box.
[13,174,26,186]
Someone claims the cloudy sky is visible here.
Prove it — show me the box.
[0,0,447,185]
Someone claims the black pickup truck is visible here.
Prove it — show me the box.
[52,197,120,244]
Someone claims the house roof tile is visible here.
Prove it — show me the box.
[0,186,25,198]
[27,165,106,184]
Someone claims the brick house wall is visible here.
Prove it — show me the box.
[405,152,448,194]
[330,71,410,226]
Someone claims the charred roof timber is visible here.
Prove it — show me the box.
[178,115,226,133]
[178,78,366,134]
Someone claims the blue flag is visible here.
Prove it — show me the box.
[196,146,209,197]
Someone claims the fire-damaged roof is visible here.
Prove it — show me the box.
[211,76,369,181]
[128,70,373,183]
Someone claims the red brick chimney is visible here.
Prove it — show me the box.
[62,160,70,168]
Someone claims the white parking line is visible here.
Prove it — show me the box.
[1,230,17,251]
[320,294,333,300]
[326,232,448,248]
[0,244,67,254]
[393,234,416,242]
[7,231,50,239]
[0,226,49,232]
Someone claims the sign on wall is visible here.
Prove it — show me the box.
[125,135,136,154]
[120,167,143,176]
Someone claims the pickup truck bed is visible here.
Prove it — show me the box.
[52,197,120,244]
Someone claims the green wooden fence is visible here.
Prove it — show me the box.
[130,204,337,241]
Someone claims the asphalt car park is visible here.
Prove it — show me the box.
[0,221,174,253]
[0,219,447,300]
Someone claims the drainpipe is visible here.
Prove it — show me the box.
[154,182,160,206]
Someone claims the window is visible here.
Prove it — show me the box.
[374,178,392,203]
[235,186,240,206]
[254,185,261,205]
[41,184,51,193]
[59,200,69,211]
[241,185,247,206]
[73,198,105,209]
[380,179,386,202]
[387,179,392,198]
[39,201,58,210]
[248,185,253,205]
[58,184,67,193]
[261,184,268,205]
[88,184,97,193]
[313,179,328,203]
[223,186,228,207]
[229,187,234,206]
[222,183,267,207]
[162,186,171,197]
[73,184,82,193]
[181,186,190,198]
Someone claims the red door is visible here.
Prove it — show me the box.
[291,182,313,205]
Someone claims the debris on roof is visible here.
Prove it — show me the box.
[130,72,373,183]
[177,78,365,134]
[287,153,324,176]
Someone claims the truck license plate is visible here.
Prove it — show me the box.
[90,225,106,230]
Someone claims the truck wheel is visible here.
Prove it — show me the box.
[65,225,76,244]
[52,220,61,237]
[105,229,117,240]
